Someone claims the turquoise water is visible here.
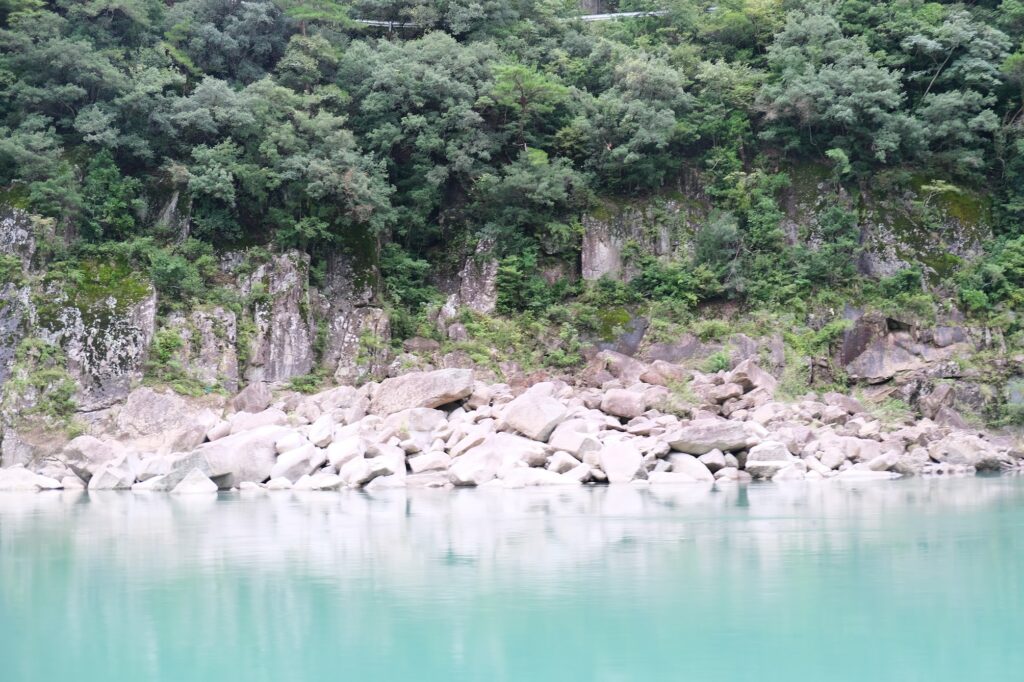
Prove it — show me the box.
[1,478,1023,681]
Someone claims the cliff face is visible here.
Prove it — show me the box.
[578,165,991,284]
[0,165,1017,464]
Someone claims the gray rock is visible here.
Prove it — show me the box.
[697,449,727,473]
[491,432,548,467]
[231,382,272,413]
[87,464,135,490]
[600,389,646,419]
[0,465,61,491]
[772,465,806,482]
[598,442,643,484]
[370,369,474,416]
[408,451,451,474]
[668,419,760,454]
[190,424,291,488]
[165,307,239,391]
[449,444,501,486]
[928,433,1007,471]
[270,444,318,481]
[822,392,866,415]
[709,382,744,403]
[229,408,288,434]
[548,421,601,458]
[170,469,218,494]
[293,472,344,491]
[43,284,157,411]
[727,359,777,394]
[504,394,568,442]
[668,454,715,482]
[62,436,126,481]
[547,451,582,474]
[744,440,799,479]
[241,251,316,383]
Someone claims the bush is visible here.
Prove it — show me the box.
[703,350,731,373]
[631,256,722,308]
[692,319,731,342]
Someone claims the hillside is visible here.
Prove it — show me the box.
[1,0,1023,461]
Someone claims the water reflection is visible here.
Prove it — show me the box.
[0,479,1022,682]
[0,479,1021,583]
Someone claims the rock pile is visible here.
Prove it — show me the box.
[2,360,1021,494]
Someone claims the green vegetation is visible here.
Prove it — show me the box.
[0,0,1022,409]
[2,338,78,431]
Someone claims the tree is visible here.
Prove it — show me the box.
[489,62,569,149]
[757,9,914,165]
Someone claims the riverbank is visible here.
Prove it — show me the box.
[1,356,1021,493]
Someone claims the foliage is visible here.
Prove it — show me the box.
[0,0,1022,417]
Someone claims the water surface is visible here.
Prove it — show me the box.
[1,477,1022,681]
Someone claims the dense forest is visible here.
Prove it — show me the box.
[1,1,1023,401]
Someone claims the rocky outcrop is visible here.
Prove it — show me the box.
[317,251,391,385]
[40,279,157,412]
[165,307,239,391]
[0,206,37,269]
[241,251,316,383]
[437,240,499,334]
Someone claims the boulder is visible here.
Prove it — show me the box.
[231,382,272,413]
[170,469,218,494]
[817,447,846,471]
[338,457,374,487]
[114,387,201,448]
[87,464,135,490]
[0,466,61,491]
[293,472,344,491]
[598,442,643,484]
[408,451,451,474]
[270,444,318,481]
[697,450,727,473]
[772,465,806,482]
[61,475,86,490]
[822,392,865,415]
[728,359,777,394]
[668,419,760,454]
[62,436,126,481]
[547,451,582,474]
[600,388,647,419]
[326,435,367,469]
[744,440,798,479]
[229,408,288,434]
[548,421,601,458]
[503,394,568,442]
[370,369,474,416]
[306,413,335,447]
[667,454,715,482]
[449,444,502,486]
[491,432,548,468]
[928,433,1008,471]
[275,431,309,454]
[709,383,744,404]
[190,425,290,488]
[383,407,448,435]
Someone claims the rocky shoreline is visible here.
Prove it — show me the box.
[1,352,1021,494]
